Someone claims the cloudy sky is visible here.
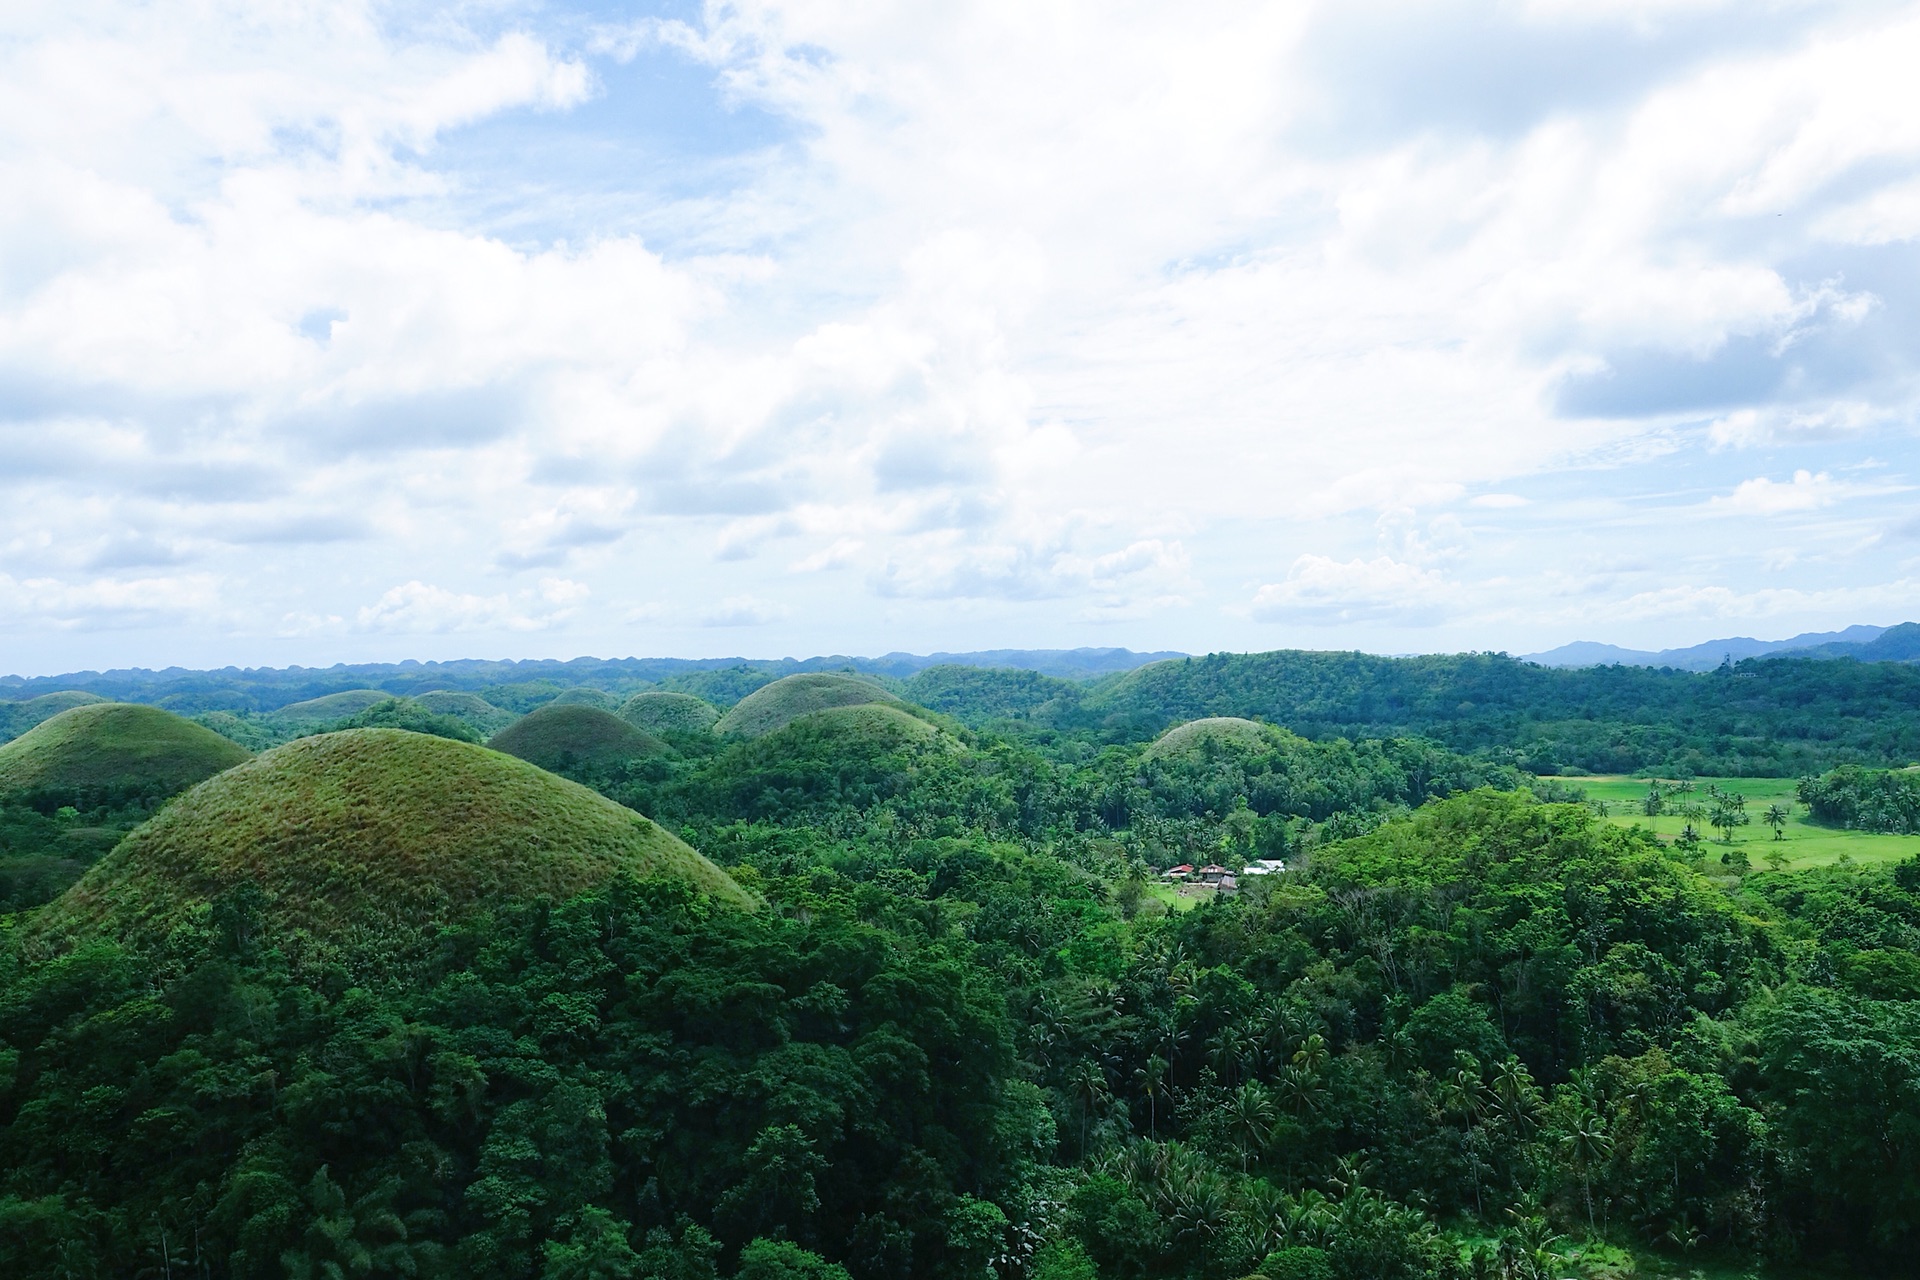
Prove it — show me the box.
[3,0,1919,674]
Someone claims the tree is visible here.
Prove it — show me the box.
[1764,803,1790,841]
[1709,791,1748,844]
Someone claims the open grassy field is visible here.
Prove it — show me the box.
[1574,774,1920,870]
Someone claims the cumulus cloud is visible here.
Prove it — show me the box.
[1249,555,1458,626]
[1708,469,1847,515]
[3,1,1920,667]
[354,578,587,634]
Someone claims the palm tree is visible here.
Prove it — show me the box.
[1564,1111,1613,1232]
[1228,1082,1276,1172]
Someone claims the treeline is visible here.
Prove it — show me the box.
[1800,765,1920,833]
[909,651,1920,775]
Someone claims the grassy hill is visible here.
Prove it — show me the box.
[0,691,109,743]
[714,672,909,739]
[36,728,754,948]
[272,689,393,721]
[545,686,622,711]
[413,690,517,735]
[619,691,721,736]
[488,704,667,773]
[0,704,251,809]
[1142,716,1277,760]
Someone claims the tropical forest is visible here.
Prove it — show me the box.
[3,646,1920,1280]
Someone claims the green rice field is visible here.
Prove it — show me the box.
[1572,774,1920,870]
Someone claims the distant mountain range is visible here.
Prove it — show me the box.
[0,647,1187,703]
[1523,622,1920,670]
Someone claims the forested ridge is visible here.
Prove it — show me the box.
[2,664,1919,1279]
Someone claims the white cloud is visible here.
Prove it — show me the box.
[354,581,578,634]
[3,1,1920,668]
[1708,469,1845,516]
[1249,555,1458,626]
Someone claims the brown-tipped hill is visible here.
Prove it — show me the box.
[37,729,754,948]
[487,704,667,772]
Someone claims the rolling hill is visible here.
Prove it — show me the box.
[1142,716,1279,760]
[36,728,753,948]
[714,672,910,739]
[618,691,721,736]
[487,703,667,772]
[0,703,251,809]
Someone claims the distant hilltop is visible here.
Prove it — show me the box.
[1523,622,1920,671]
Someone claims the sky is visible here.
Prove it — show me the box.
[4,0,1920,675]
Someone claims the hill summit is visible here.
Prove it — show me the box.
[715,673,909,739]
[38,728,753,949]
[0,703,250,809]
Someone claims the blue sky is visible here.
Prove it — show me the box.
[2,0,1918,674]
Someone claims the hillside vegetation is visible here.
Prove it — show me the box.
[35,728,752,950]
[7,648,1920,1279]
[714,672,909,738]
[487,703,666,773]
[0,703,250,809]
[272,689,393,721]
[0,690,107,743]
[619,690,722,736]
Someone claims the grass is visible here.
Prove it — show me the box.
[36,727,755,948]
[1572,774,1920,870]
[714,673,910,739]
[487,703,667,772]
[1143,882,1208,912]
[778,703,951,748]
[274,689,393,720]
[0,691,108,742]
[546,687,621,711]
[0,703,251,808]
[1143,716,1276,760]
[619,691,722,736]
[413,690,517,735]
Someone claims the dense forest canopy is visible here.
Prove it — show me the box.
[3,649,1920,1279]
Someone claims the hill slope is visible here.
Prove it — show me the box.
[0,703,251,808]
[0,691,109,743]
[714,673,909,738]
[38,728,753,946]
[488,704,667,772]
[619,691,721,736]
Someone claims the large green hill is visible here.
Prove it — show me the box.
[488,704,667,772]
[0,704,251,809]
[36,728,753,947]
[0,691,109,743]
[714,672,909,738]
[618,691,721,736]
[272,689,393,721]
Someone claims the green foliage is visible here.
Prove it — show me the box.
[273,689,394,721]
[413,691,519,737]
[0,702,251,810]
[0,690,109,743]
[715,674,911,739]
[619,692,722,737]
[1800,764,1920,833]
[333,696,483,743]
[488,705,668,774]
[1143,717,1279,761]
[32,728,753,952]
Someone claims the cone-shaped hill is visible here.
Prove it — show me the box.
[487,704,667,773]
[38,728,754,948]
[619,691,721,736]
[0,690,109,741]
[413,690,516,735]
[1143,716,1281,760]
[274,689,393,721]
[546,687,620,710]
[0,703,251,808]
[714,673,909,739]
